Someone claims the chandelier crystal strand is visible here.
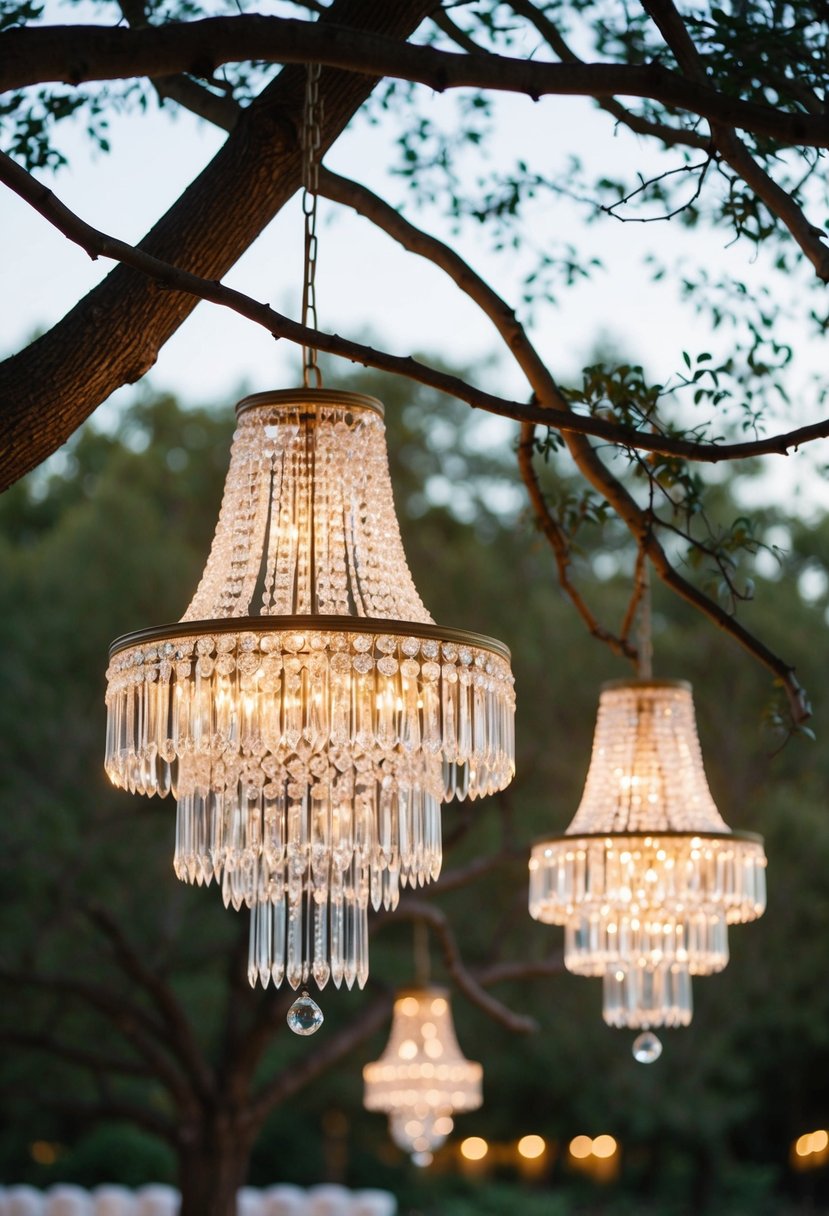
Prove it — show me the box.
[528,679,766,1036]
[106,393,516,992]
[364,988,482,1166]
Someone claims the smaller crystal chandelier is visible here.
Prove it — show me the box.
[364,987,482,1166]
[528,678,767,1052]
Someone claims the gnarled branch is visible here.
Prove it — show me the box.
[3,17,828,148]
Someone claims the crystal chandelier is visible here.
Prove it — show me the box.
[105,389,516,991]
[103,63,514,998]
[528,679,766,1045]
[364,987,482,1166]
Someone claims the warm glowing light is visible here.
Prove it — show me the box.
[796,1134,812,1158]
[569,1135,593,1160]
[364,987,482,1164]
[529,680,767,1031]
[460,1137,488,1161]
[795,1129,829,1160]
[592,1134,617,1159]
[517,1135,546,1159]
[105,389,517,993]
[30,1141,59,1165]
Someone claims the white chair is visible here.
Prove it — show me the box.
[134,1187,179,1216]
[350,1192,396,1216]
[6,1187,45,1216]
[260,1185,306,1216]
[92,1186,136,1216]
[306,1186,351,1216]
[45,1185,93,1216]
[235,1189,263,1216]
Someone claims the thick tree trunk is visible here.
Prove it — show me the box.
[177,1119,257,1216]
[0,0,434,491]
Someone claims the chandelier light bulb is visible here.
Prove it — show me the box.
[528,680,766,1030]
[105,389,516,991]
[364,988,482,1163]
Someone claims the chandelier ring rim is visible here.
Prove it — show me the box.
[109,614,512,663]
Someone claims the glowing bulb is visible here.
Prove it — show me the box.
[796,1134,812,1157]
[592,1135,617,1159]
[460,1137,488,1161]
[569,1135,592,1160]
[517,1134,545,1159]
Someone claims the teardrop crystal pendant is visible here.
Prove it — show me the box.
[632,1031,662,1064]
[287,990,324,1036]
[529,680,766,1031]
[105,389,516,991]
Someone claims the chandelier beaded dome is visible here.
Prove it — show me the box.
[364,987,482,1166]
[529,679,766,1037]
[105,390,516,992]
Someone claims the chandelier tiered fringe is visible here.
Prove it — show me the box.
[529,680,765,1030]
[364,988,482,1165]
[106,390,515,991]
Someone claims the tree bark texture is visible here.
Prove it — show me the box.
[0,0,434,491]
[177,1117,257,1216]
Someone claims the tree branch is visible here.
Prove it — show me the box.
[319,166,811,725]
[85,905,215,1103]
[3,143,807,714]
[115,0,243,131]
[3,17,828,148]
[2,1029,151,1081]
[2,145,827,481]
[0,0,436,490]
[518,421,638,662]
[0,144,814,716]
[640,0,829,279]
[475,952,566,987]
[0,967,194,1107]
[388,901,539,1034]
[508,0,709,151]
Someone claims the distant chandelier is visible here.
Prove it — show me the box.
[364,987,482,1166]
[529,679,766,1048]
[105,389,516,991]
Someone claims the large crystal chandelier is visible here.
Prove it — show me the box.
[528,679,766,1048]
[105,389,516,991]
[364,987,482,1166]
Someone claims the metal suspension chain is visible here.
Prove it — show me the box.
[301,62,323,389]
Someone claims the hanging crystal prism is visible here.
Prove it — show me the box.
[632,1031,662,1064]
[287,990,325,1036]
